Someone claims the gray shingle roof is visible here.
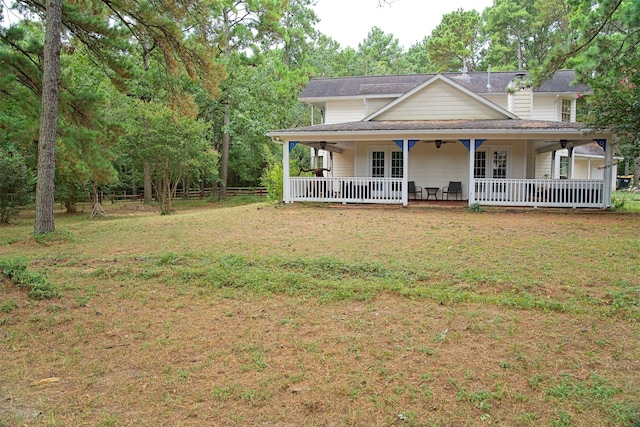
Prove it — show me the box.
[299,70,589,99]
[574,142,605,156]
[272,119,584,134]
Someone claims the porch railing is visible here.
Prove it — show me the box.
[290,177,403,204]
[287,177,605,207]
[474,178,605,208]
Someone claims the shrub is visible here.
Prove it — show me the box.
[0,257,61,299]
[610,196,626,211]
[467,202,484,213]
[0,145,35,223]
[261,162,284,202]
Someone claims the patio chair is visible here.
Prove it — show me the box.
[408,181,423,200]
[442,181,462,200]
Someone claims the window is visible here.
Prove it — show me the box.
[559,156,568,179]
[474,151,486,178]
[370,149,403,177]
[561,99,572,122]
[475,149,510,179]
[371,151,385,177]
[493,151,508,179]
[391,151,403,178]
[370,148,403,195]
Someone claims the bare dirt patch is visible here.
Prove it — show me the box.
[0,204,638,426]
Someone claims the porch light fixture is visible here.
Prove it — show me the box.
[560,139,568,149]
[319,141,326,150]
[435,140,443,149]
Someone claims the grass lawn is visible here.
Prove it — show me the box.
[1,199,639,426]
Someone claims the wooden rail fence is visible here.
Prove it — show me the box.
[108,187,268,202]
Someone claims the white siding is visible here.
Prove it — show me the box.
[512,88,532,119]
[481,94,508,110]
[332,149,354,177]
[374,80,509,121]
[535,152,551,178]
[325,99,365,124]
[406,142,469,195]
[366,98,396,116]
[510,142,526,178]
[353,142,400,177]
[531,94,557,121]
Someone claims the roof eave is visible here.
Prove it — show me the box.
[268,128,609,143]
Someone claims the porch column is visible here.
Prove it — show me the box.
[599,139,612,208]
[403,139,409,207]
[283,141,296,203]
[568,147,574,179]
[550,151,557,179]
[468,139,476,205]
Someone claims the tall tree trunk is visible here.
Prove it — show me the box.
[65,195,77,214]
[634,155,640,190]
[141,43,154,204]
[34,0,62,235]
[516,28,523,70]
[219,10,232,201]
[143,161,152,203]
[220,102,229,200]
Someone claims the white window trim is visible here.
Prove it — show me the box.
[476,145,513,179]
[368,145,402,178]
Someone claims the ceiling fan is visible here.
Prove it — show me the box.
[313,141,336,150]
[543,139,580,148]
[422,139,455,149]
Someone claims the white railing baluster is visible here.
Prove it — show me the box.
[474,178,604,208]
[288,177,604,207]
[289,177,403,204]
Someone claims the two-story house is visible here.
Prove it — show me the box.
[268,70,615,208]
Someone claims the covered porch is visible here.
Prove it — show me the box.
[285,176,608,208]
[271,120,614,209]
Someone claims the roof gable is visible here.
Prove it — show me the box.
[365,74,517,121]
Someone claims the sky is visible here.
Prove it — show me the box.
[312,0,495,50]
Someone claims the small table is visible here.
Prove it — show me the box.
[424,187,439,200]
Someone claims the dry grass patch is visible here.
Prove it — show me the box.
[0,202,639,426]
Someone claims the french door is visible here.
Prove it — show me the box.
[475,147,510,197]
[370,148,403,197]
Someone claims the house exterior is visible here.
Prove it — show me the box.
[268,70,615,208]
[535,143,617,181]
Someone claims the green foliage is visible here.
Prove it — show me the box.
[1,298,18,313]
[0,23,119,214]
[32,227,76,245]
[116,98,217,214]
[467,203,484,213]
[544,373,635,423]
[404,37,433,73]
[482,0,571,71]
[534,0,638,83]
[261,162,284,202]
[610,195,626,211]
[583,73,640,183]
[426,8,484,72]
[0,144,35,223]
[609,191,640,213]
[354,27,407,75]
[1,0,638,212]
[0,257,61,300]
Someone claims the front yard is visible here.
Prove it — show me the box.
[1,201,638,426]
